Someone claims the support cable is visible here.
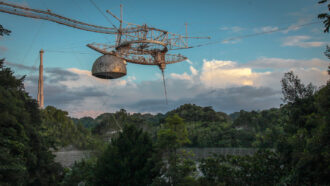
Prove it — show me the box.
[88,0,118,31]
[44,49,92,54]
[161,69,168,105]
[70,46,122,132]
[172,21,321,50]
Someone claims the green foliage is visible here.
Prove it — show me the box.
[157,114,191,158]
[94,124,161,186]
[199,150,284,185]
[156,114,197,186]
[325,45,330,75]
[0,24,11,36]
[232,108,287,148]
[318,0,330,32]
[281,71,316,103]
[164,114,190,146]
[276,79,330,185]
[61,158,97,186]
[41,106,104,150]
[72,116,98,128]
[196,72,329,185]
[166,104,230,123]
[185,106,286,148]
[187,121,244,147]
[91,109,159,138]
[325,45,330,59]
[0,59,63,185]
[91,113,122,136]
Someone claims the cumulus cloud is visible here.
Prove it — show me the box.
[198,58,328,89]
[170,65,199,81]
[17,56,328,118]
[200,60,257,88]
[170,58,327,91]
[171,72,192,80]
[282,35,325,48]
[190,66,198,76]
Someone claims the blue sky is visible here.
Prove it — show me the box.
[1,0,329,118]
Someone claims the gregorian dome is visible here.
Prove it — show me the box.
[91,55,127,79]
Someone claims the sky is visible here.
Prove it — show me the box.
[0,0,329,118]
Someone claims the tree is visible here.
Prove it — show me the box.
[324,46,330,75]
[61,158,97,186]
[199,150,284,185]
[166,104,230,123]
[0,59,63,185]
[156,114,196,186]
[318,0,330,75]
[281,71,316,103]
[318,0,330,32]
[41,106,102,150]
[325,45,330,60]
[0,24,11,36]
[94,124,161,186]
[277,72,330,185]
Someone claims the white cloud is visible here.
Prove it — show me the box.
[170,65,198,80]
[21,57,329,118]
[58,68,129,88]
[220,26,244,32]
[190,66,198,76]
[254,26,279,33]
[200,60,257,88]
[221,39,241,44]
[198,58,328,89]
[171,58,328,90]
[170,72,191,80]
[127,76,136,81]
[282,18,313,34]
[282,35,325,48]
[247,57,329,70]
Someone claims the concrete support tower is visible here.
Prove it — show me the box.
[37,49,44,108]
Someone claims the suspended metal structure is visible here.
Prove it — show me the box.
[0,1,210,103]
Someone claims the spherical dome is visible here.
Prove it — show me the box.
[92,55,127,79]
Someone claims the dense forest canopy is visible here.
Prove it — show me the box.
[0,59,63,185]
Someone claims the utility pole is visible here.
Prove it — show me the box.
[37,49,44,108]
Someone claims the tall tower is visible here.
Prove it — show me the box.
[37,49,44,108]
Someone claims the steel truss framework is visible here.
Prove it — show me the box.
[0,1,211,69]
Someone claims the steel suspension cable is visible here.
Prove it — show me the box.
[161,70,168,105]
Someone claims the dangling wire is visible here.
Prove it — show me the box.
[161,69,168,105]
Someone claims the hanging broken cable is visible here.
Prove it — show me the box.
[161,69,168,105]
